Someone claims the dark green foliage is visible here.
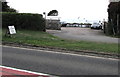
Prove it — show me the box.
[1,2,17,12]
[2,12,46,31]
[47,10,58,16]
[107,2,120,36]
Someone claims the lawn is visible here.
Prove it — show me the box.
[2,29,119,54]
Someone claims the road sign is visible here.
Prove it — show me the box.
[8,26,16,34]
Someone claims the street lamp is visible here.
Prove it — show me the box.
[43,12,46,19]
[78,17,82,27]
[43,12,47,32]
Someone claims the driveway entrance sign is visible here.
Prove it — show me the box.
[8,26,16,34]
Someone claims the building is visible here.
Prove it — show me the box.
[109,0,120,2]
[46,19,61,30]
[0,0,6,2]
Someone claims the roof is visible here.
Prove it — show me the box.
[109,0,120,2]
[0,0,6,2]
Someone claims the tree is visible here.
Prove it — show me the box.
[47,10,58,16]
[107,2,120,36]
[1,1,17,12]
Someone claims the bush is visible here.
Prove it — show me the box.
[2,12,46,31]
[107,2,120,36]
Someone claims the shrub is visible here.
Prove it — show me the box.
[107,2,120,36]
[2,12,46,31]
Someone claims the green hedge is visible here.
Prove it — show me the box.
[107,2,120,36]
[2,12,46,31]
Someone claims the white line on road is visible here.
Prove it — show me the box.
[2,45,119,61]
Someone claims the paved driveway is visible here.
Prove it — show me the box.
[47,27,118,44]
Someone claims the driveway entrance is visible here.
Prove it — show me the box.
[47,27,118,43]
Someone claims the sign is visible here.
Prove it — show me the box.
[8,26,16,34]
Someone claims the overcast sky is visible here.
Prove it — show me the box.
[6,0,109,23]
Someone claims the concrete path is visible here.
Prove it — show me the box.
[47,27,118,44]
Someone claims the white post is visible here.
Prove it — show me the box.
[43,12,47,31]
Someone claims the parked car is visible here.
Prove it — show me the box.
[91,23,102,29]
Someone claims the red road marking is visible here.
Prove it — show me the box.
[2,67,38,75]
[0,71,18,77]
[0,66,50,77]
[1,72,13,75]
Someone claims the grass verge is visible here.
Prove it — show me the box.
[2,29,119,54]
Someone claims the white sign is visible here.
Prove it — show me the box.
[8,26,16,34]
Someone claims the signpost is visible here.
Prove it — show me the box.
[8,26,16,34]
[5,25,16,37]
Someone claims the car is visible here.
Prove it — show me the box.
[91,23,102,29]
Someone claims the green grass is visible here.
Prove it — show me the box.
[2,29,119,54]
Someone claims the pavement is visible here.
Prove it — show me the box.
[47,27,118,44]
[2,46,119,75]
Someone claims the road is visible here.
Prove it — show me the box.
[1,66,50,77]
[47,27,118,43]
[2,46,119,75]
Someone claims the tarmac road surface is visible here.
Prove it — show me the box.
[2,46,119,75]
[47,27,118,43]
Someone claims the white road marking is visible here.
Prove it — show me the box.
[2,45,119,61]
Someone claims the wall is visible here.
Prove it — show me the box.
[46,19,61,30]
[109,0,120,2]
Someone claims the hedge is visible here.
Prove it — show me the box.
[2,12,46,31]
[107,2,120,36]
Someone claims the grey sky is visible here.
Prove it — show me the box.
[6,0,109,23]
